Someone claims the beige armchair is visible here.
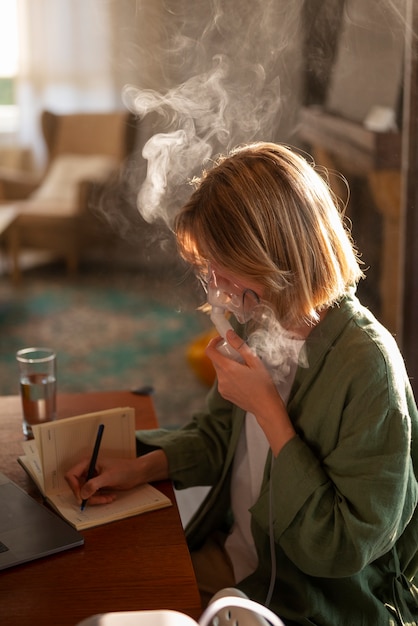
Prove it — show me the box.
[0,109,137,282]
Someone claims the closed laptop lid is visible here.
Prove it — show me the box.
[0,472,84,571]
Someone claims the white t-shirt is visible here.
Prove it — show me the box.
[224,350,302,583]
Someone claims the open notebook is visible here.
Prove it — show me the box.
[0,472,83,571]
[18,407,172,530]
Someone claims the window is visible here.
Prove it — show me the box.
[0,0,19,134]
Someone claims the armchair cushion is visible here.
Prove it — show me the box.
[29,153,117,211]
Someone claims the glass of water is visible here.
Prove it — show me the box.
[16,347,57,439]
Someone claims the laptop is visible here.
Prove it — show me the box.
[0,472,84,570]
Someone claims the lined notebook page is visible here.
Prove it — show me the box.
[33,407,136,495]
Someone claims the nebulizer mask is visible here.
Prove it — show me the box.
[202,265,260,361]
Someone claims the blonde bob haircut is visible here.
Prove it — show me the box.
[174,142,364,327]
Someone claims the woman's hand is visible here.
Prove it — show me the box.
[206,329,297,455]
[64,449,169,506]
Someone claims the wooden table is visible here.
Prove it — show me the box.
[0,390,201,626]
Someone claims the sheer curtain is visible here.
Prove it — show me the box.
[16,0,123,168]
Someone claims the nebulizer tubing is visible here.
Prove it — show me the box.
[211,305,278,605]
[205,267,278,605]
[265,453,277,607]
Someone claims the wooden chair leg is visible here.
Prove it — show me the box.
[66,250,79,277]
[368,170,402,335]
[7,223,21,285]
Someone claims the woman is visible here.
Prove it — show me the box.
[66,143,418,625]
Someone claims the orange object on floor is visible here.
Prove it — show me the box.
[186,328,218,387]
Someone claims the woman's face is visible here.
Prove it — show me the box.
[202,262,264,324]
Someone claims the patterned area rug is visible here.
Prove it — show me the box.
[0,263,212,428]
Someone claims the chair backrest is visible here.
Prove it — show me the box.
[41,110,137,165]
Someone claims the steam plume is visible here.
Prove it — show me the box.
[249,304,308,387]
[122,0,304,227]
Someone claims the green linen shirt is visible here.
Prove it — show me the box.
[137,290,418,625]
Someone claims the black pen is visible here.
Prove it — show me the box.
[80,423,105,511]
